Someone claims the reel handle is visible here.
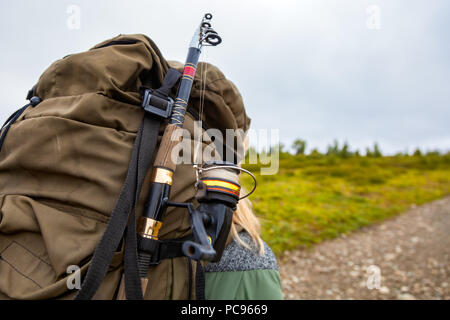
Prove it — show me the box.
[182,241,216,261]
[182,203,218,261]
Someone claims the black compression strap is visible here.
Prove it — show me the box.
[188,258,193,300]
[75,113,160,300]
[195,261,206,300]
[155,68,182,97]
[138,235,194,264]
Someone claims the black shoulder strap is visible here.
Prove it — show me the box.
[0,104,30,153]
[123,113,162,299]
[0,92,41,153]
[75,113,160,300]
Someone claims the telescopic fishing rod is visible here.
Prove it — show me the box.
[135,13,245,294]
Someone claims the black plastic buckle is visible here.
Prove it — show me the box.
[138,235,162,265]
[29,96,42,107]
[141,89,173,119]
[148,247,162,266]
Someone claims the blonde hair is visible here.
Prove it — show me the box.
[230,192,265,255]
[229,134,264,255]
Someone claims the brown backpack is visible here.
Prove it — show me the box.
[0,34,250,300]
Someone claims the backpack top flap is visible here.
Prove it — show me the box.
[36,34,169,106]
[168,60,251,135]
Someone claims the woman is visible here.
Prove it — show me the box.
[204,191,284,300]
[168,60,283,300]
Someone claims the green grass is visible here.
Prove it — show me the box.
[241,153,450,255]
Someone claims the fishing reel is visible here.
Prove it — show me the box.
[167,161,256,262]
[199,13,222,47]
[184,161,257,261]
[182,161,241,262]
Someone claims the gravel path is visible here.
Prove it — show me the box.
[278,197,450,300]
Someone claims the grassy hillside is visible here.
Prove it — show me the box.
[241,153,450,255]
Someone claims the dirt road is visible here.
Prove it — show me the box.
[279,197,450,300]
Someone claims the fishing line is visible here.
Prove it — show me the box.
[193,49,208,169]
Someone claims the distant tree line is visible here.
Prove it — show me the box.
[264,139,445,158]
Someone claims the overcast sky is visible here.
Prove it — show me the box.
[1,0,449,154]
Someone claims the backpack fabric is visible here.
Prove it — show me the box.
[0,34,250,300]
